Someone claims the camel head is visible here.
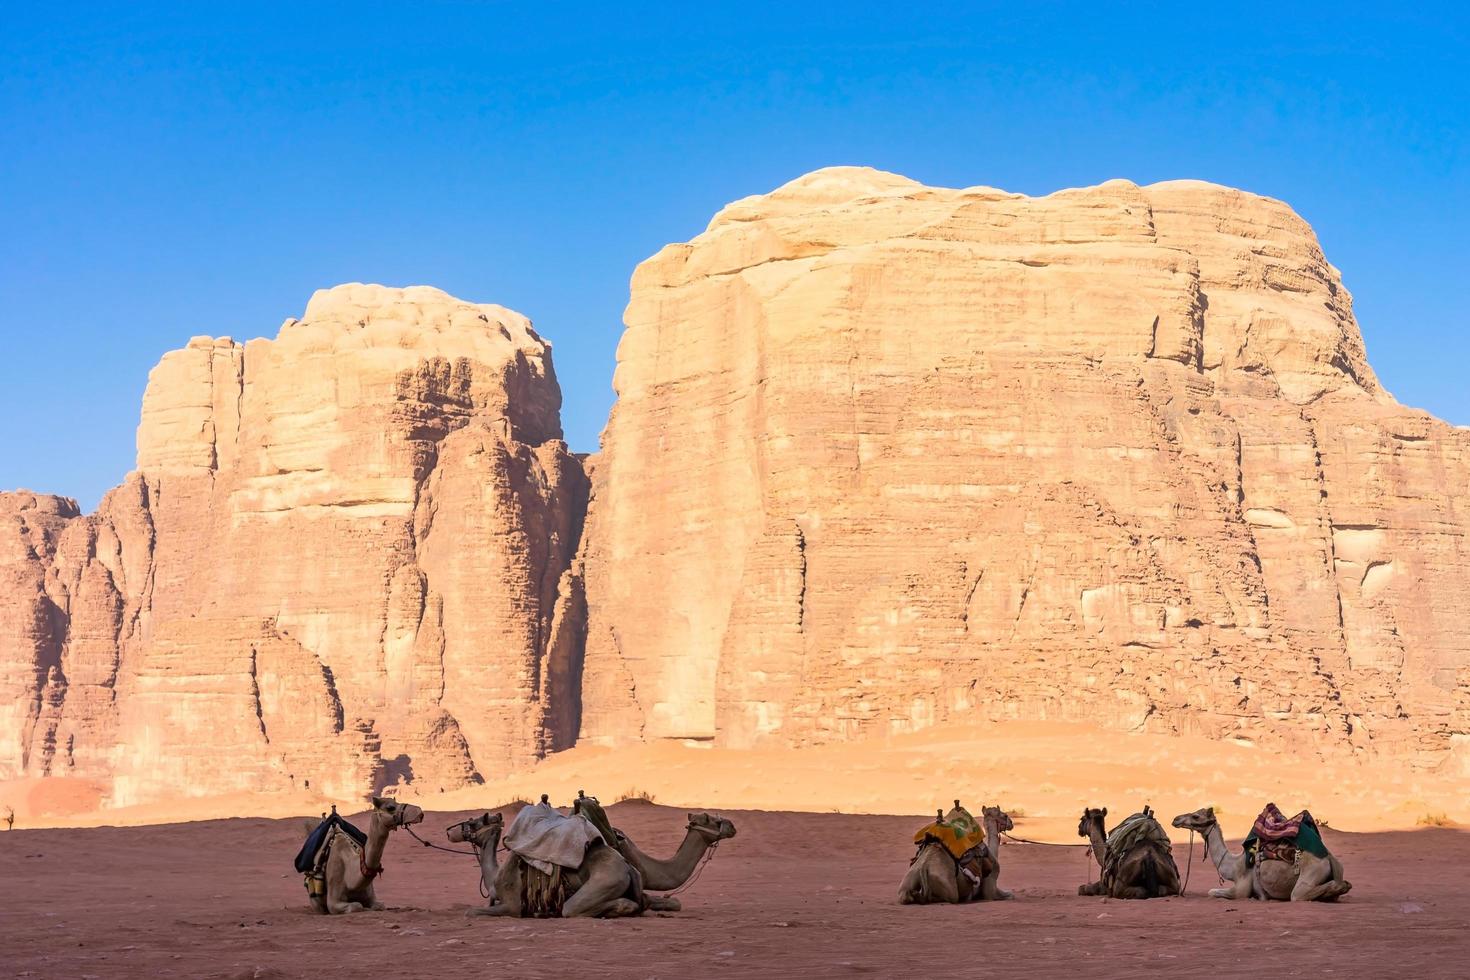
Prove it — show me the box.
[981,804,1014,833]
[446,810,504,845]
[1077,806,1108,838]
[687,812,738,842]
[1170,806,1217,833]
[369,795,425,830]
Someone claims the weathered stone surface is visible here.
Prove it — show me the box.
[578,167,1470,769]
[1,285,586,804]
[4,171,1468,809]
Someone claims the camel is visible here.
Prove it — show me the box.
[897,801,1013,904]
[1078,806,1181,899]
[612,812,738,892]
[308,796,425,914]
[449,804,657,918]
[446,810,506,909]
[1171,806,1351,902]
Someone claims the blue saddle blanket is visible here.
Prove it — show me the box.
[294,813,367,873]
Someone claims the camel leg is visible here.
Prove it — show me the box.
[561,884,633,918]
[1291,857,1350,902]
[562,860,642,919]
[646,896,682,912]
[467,904,517,917]
[1208,869,1253,900]
[324,877,364,915]
[1078,880,1106,896]
[980,873,1012,901]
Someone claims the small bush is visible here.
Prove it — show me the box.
[616,788,657,804]
[1416,811,1453,828]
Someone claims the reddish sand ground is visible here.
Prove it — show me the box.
[2,800,1465,980]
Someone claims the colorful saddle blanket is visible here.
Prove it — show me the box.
[294,812,367,874]
[1243,803,1329,866]
[912,804,987,860]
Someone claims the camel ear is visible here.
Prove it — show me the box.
[370,796,384,808]
[1207,807,1215,816]
[1101,807,1108,817]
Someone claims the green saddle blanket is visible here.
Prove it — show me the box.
[1105,811,1171,863]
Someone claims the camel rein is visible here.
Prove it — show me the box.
[406,822,482,856]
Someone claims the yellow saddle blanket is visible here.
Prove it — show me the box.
[913,805,986,859]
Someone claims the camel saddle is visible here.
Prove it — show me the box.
[912,804,986,860]
[1102,811,1177,885]
[1243,803,1329,867]
[294,810,367,874]
[912,804,994,886]
[503,801,605,875]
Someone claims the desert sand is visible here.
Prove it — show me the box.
[1,796,1465,980]
[5,721,1464,834]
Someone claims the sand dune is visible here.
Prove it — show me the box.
[4,722,1461,838]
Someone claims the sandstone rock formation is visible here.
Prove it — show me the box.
[4,171,1468,810]
[0,285,586,804]
[578,167,1470,770]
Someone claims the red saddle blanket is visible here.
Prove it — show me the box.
[1243,803,1329,865]
[1252,803,1309,841]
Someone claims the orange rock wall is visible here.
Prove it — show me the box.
[577,169,1470,769]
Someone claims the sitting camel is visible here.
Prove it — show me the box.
[612,811,738,892]
[1171,806,1350,902]
[308,796,425,914]
[1078,806,1181,899]
[450,800,658,918]
[898,801,1013,904]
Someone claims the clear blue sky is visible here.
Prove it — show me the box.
[2,3,1465,510]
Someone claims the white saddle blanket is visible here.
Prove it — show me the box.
[503,802,602,874]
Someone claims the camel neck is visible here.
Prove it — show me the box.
[1086,823,1109,868]
[362,817,390,876]
[628,827,713,890]
[983,819,1002,859]
[475,828,501,893]
[1202,822,1238,877]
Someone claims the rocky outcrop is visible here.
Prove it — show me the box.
[578,168,1470,769]
[5,171,1468,808]
[0,285,586,804]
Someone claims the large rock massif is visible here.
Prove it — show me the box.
[578,168,1470,771]
[1,285,586,804]
[3,169,1468,807]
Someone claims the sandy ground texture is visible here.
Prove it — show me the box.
[1,799,1466,980]
[6,721,1465,836]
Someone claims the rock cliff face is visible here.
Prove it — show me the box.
[0,285,586,804]
[578,168,1470,769]
[4,171,1468,808]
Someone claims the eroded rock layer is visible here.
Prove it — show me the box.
[0,285,586,803]
[578,168,1470,769]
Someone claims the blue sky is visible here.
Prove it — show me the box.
[2,3,1465,510]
